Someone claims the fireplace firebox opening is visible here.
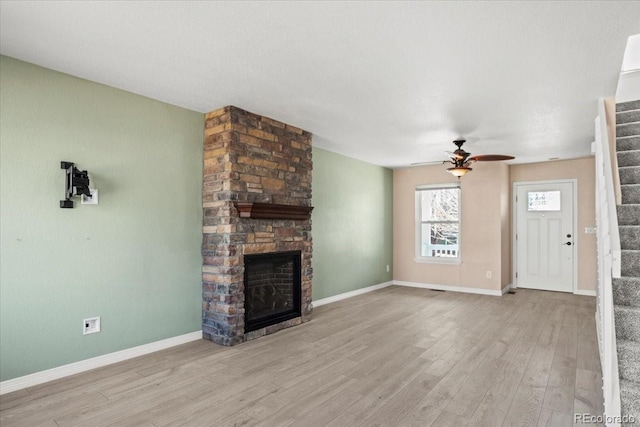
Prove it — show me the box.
[244,250,302,333]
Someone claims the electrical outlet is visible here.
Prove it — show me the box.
[585,227,596,234]
[486,271,492,279]
[386,265,390,272]
[83,317,100,335]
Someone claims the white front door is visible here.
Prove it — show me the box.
[515,181,575,293]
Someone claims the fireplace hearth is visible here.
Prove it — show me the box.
[244,251,301,332]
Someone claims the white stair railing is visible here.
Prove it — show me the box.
[594,97,622,426]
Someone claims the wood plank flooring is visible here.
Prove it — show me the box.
[0,286,604,426]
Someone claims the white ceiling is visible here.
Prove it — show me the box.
[1,1,639,168]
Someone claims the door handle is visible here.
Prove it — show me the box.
[563,242,572,246]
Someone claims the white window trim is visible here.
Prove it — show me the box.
[414,183,462,265]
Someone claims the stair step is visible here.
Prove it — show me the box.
[619,166,640,184]
[617,100,640,112]
[617,109,640,124]
[620,379,640,426]
[618,150,640,167]
[617,340,640,383]
[613,277,640,307]
[617,122,640,138]
[620,226,640,250]
[622,184,640,204]
[622,250,640,277]
[618,204,640,226]
[615,305,640,341]
[618,136,640,152]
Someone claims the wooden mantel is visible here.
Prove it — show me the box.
[233,202,313,220]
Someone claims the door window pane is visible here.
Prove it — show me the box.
[527,191,561,211]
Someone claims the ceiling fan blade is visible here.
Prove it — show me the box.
[468,154,515,162]
[410,160,446,166]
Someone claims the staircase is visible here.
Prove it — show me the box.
[613,99,640,425]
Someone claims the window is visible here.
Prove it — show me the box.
[527,190,561,211]
[415,185,460,262]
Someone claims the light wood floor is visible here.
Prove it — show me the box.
[1,286,603,427]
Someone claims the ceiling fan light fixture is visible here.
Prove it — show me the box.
[446,166,472,177]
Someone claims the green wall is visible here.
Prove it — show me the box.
[312,147,393,300]
[0,56,204,381]
[0,55,394,383]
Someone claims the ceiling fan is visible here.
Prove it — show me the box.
[438,138,514,178]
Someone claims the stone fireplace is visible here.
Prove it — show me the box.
[201,106,313,346]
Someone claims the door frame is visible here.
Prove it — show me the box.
[512,179,578,293]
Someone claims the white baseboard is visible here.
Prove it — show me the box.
[393,280,506,297]
[313,281,393,307]
[0,331,202,395]
[501,284,513,295]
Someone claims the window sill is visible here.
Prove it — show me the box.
[413,257,462,265]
